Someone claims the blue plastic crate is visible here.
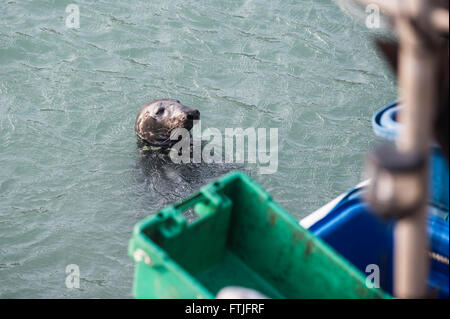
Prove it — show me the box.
[309,187,449,298]
[372,102,449,213]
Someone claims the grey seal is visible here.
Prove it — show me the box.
[135,99,200,147]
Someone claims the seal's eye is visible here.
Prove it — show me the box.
[155,108,164,116]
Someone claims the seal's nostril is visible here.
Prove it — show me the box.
[187,110,200,120]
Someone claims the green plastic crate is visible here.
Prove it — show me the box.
[128,172,389,299]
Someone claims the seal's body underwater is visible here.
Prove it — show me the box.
[133,99,244,217]
[135,99,200,148]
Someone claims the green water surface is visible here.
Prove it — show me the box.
[0,0,396,298]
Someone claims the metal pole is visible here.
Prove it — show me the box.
[394,0,436,299]
[353,0,448,298]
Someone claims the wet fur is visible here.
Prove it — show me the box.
[135,99,200,147]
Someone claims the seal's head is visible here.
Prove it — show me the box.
[135,99,200,147]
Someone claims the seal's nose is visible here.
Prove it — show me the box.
[187,109,200,120]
